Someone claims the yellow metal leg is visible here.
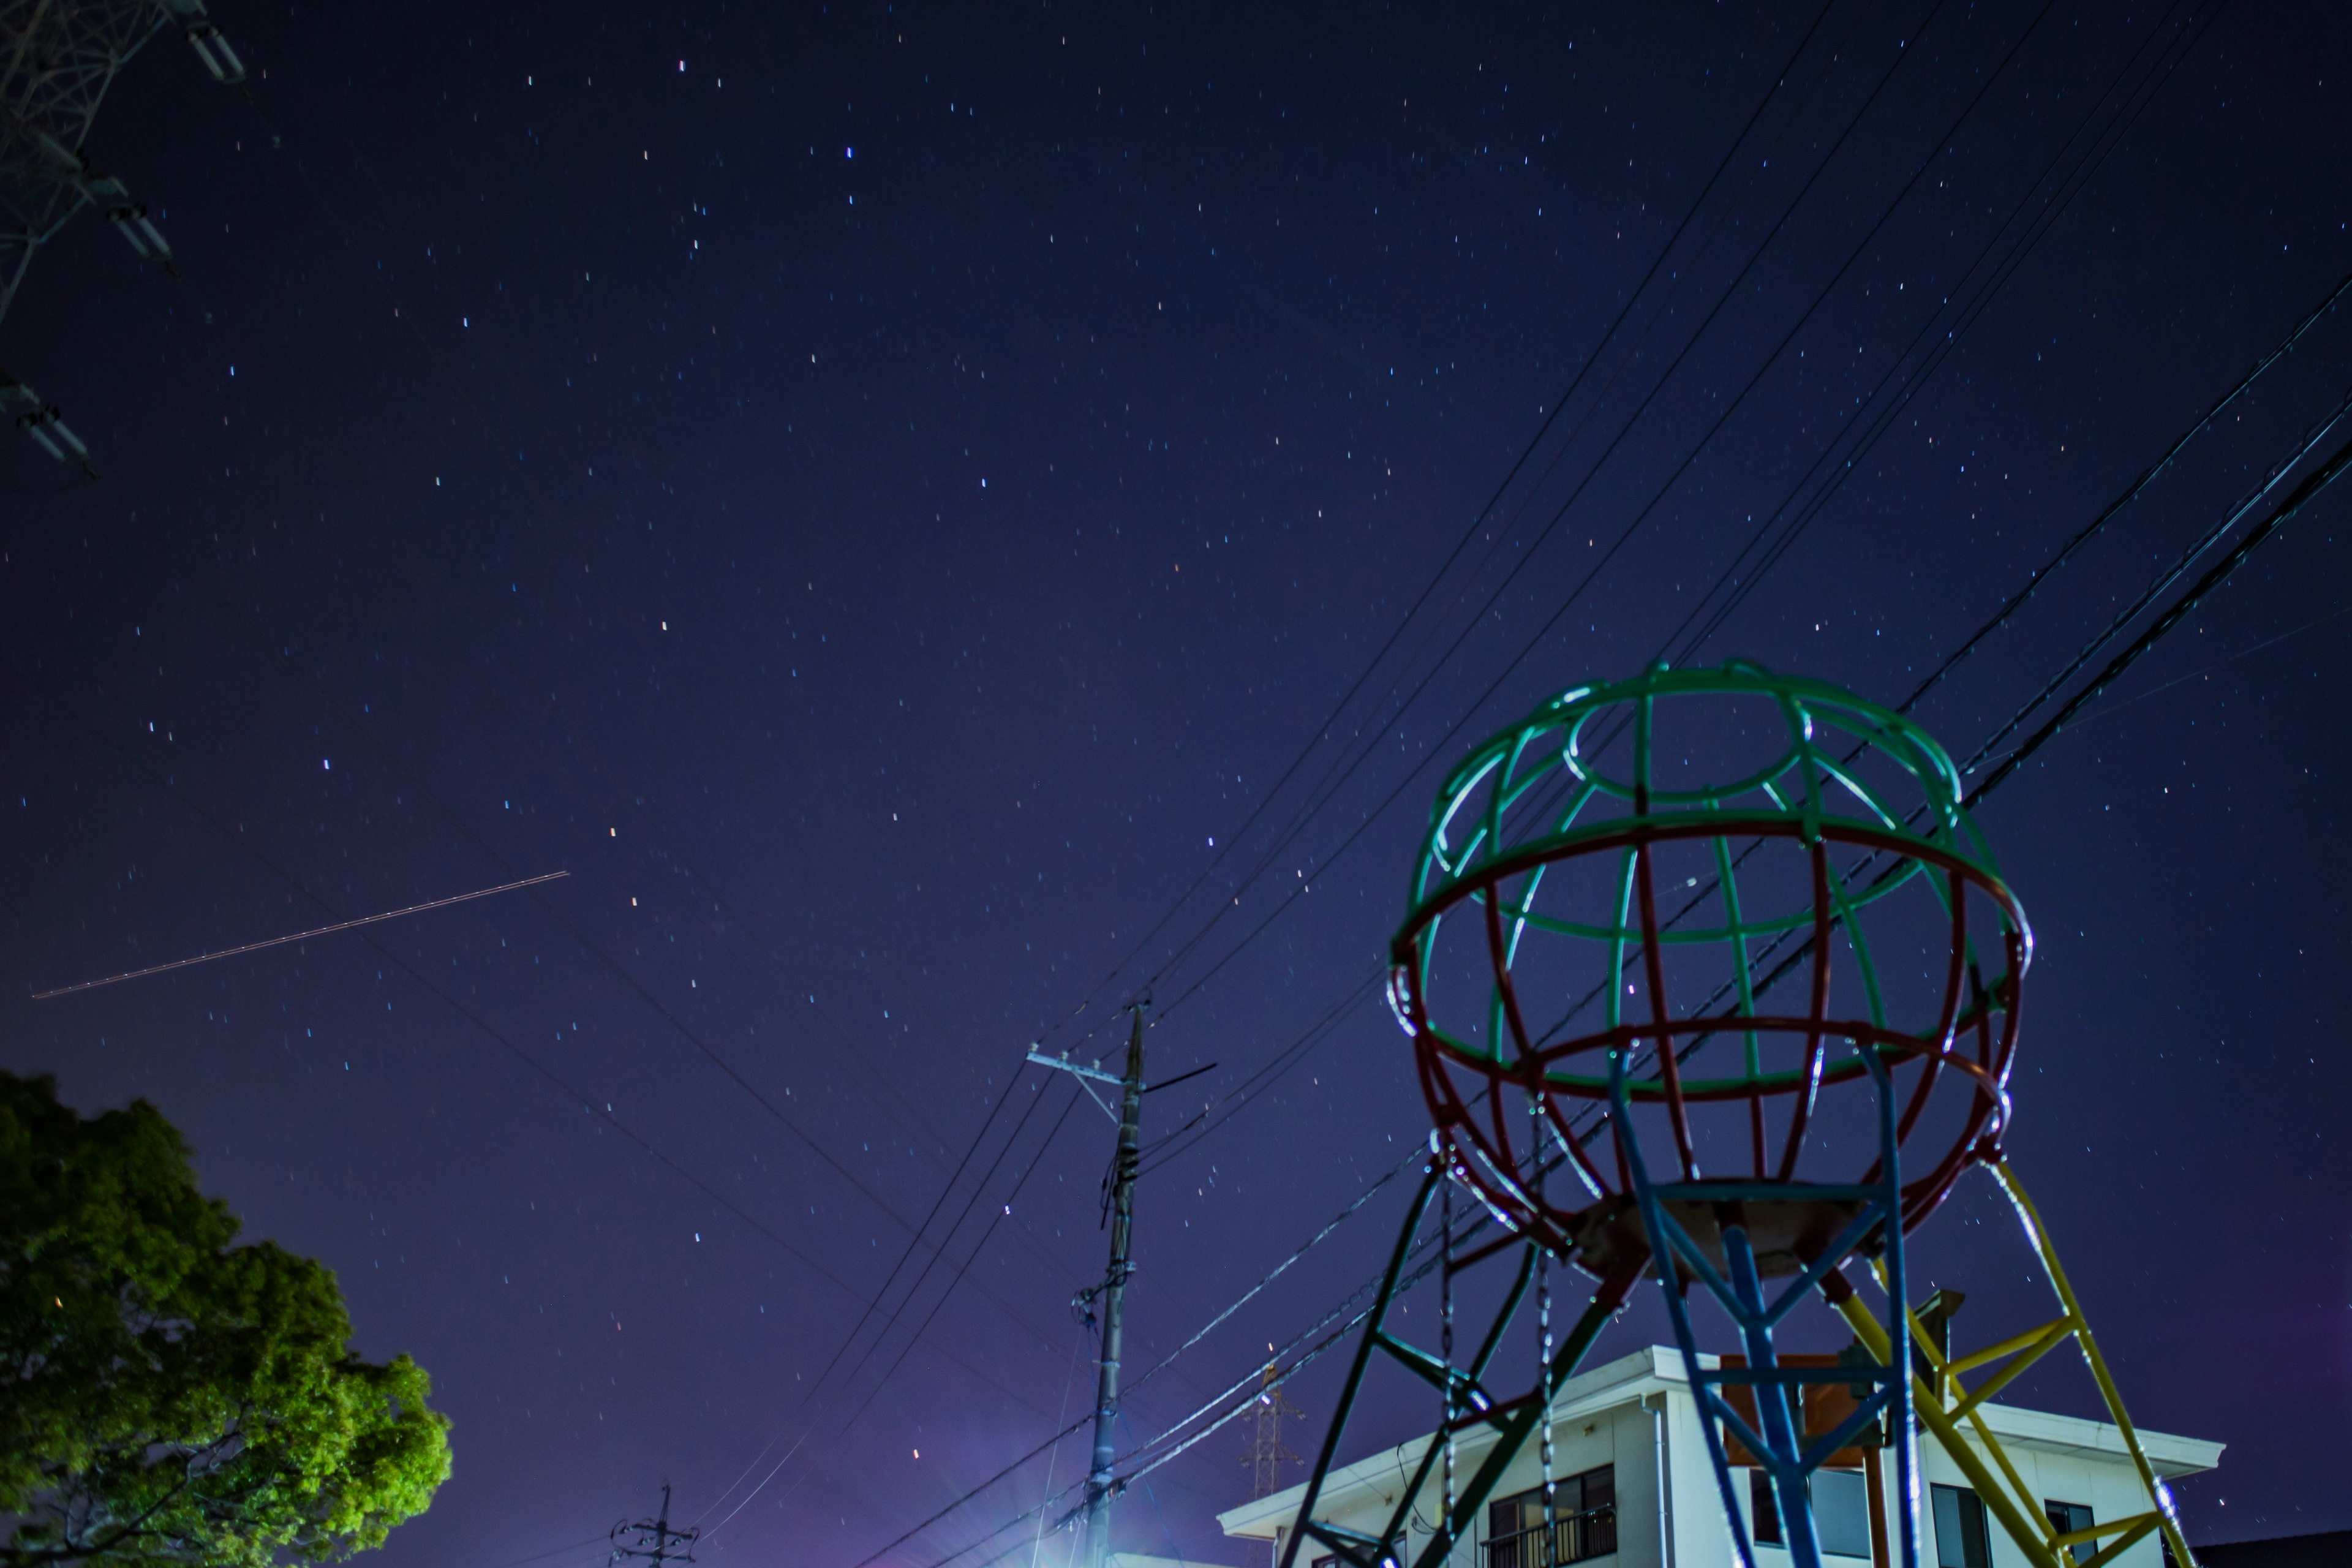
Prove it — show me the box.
[1831,1159,2198,1568]
[1988,1161,2198,1568]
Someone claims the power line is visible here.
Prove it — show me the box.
[683,1075,1046,1533]
[1111,0,2222,1167]
[675,15,1900,1538]
[1009,21,2281,1526]
[1051,0,1843,1028]
[1138,0,1962,1005]
[837,1083,1087,1434]
[1057,0,2223,1267]
[1964,379,2352,777]
[1142,0,2062,1028]
[1127,420,2352,1489]
[894,343,2352,1568]
[12,660,1059,1417]
[1665,0,2228,664]
[481,1534,611,1568]
[90,493,1071,1363]
[697,1083,1095,1536]
[1967,431,2352,803]
[157,66,1071,1343]
[1542,380,2352,1095]
[169,56,1144,1561]
[2044,601,2352,729]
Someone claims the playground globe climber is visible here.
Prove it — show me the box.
[1278,662,2196,1568]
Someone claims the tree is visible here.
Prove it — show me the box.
[0,1072,451,1567]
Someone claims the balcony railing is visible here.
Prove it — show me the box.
[1481,1506,1618,1568]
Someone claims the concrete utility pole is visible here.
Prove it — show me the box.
[1030,1005,1147,1568]
[1082,1006,1147,1568]
[608,1484,696,1568]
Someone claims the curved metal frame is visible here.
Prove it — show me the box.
[1282,662,2199,1568]
[1388,662,2031,1255]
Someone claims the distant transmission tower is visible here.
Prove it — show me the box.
[0,0,245,470]
[1240,1357,1303,1502]
[609,1485,697,1568]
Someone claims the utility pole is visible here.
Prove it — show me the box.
[1030,1003,1147,1568]
[608,1484,696,1568]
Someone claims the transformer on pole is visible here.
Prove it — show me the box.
[0,0,246,469]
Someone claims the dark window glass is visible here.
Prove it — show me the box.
[1743,1469,1866,1556]
[1750,1471,1784,1547]
[1931,1485,1991,1568]
[2045,1501,2095,1564]
[1483,1466,1617,1567]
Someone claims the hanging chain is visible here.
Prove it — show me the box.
[1535,1076,1556,1559]
[1440,1144,1457,1558]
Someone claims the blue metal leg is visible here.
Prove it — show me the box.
[1609,1048,1921,1568]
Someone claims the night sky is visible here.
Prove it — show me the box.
[5,2,2351,1565]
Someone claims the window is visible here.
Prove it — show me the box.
[1812,1471,1871,1560]
[1749,1471,1783,1546]
[1744,1471,1866,1557]
[1931,1485,1991,1568]
[2045,1501,2095,1564]
[1483,1465,1616,1568]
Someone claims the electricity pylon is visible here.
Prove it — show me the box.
[1,0,246,469]
[1241,1357,1305,1502]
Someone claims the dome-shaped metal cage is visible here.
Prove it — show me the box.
[1389,660,2032,1273]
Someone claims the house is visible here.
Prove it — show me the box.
[1217,1347,2220,1568]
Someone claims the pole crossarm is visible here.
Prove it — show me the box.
[1028,1048,1125,1089]
[609,1485,697,1568]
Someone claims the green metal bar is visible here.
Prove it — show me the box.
[1278,1168,1442,1568]
[1408,1254,1644,1568]
[1464,1246,1537,1387]
[1373,1330,1494,1415]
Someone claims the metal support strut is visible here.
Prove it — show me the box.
[1612,1046,1919,1568]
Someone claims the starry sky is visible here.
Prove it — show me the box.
[4,2,2350,1564]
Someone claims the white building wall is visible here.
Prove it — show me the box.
[1220,1348,2216,1568]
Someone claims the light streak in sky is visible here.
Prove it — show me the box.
[32,872,570,1000]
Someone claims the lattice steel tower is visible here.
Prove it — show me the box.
[0,0,244,466]
[1241,1356,1304,1502]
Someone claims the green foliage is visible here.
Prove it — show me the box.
[0,1072,450,1567]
